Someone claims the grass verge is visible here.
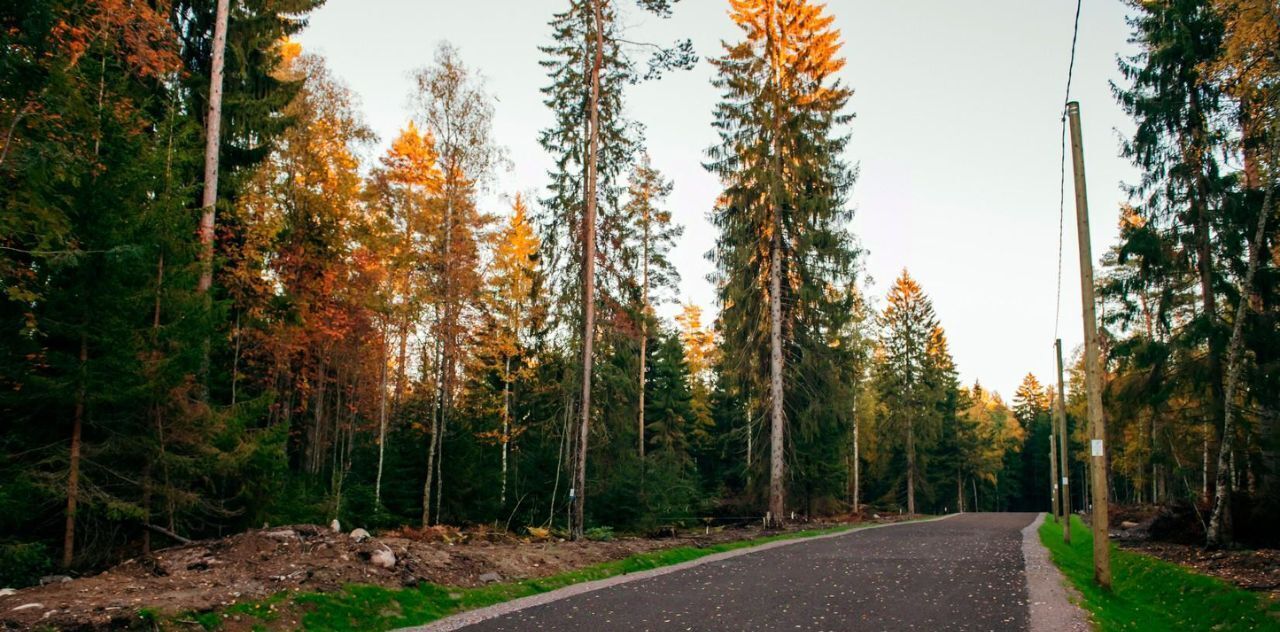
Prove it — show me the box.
[1039,515,1280,631]
[191,521,882,631]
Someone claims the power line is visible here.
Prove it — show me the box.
[1055,0,1084,340]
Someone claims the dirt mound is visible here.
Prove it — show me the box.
[1146,502,1207,544]
[0,521,791,630]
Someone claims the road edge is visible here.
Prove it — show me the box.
[1021,513,1091,632]
[396,513,959,632]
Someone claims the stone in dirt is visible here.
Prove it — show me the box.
[479,572,502,583]
[350,528,371,543]
[0,589,14,597]
[330,519,342,533]
[10,603,42,612]
[370,549,396,569]
[38,576,71,586]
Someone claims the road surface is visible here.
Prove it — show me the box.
[420,512,1070,631]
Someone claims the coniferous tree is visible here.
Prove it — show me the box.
[874,271,949,514]
[707,0,859,524]
[628,154,682,459]
[1114,0,1231,512]
[1110,0,1280,546]
[1012,374,1051,511]
[538,0,692,538]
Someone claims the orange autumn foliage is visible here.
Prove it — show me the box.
[51,0,182,77]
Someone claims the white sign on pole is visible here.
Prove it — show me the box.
[1091,439,1104,457]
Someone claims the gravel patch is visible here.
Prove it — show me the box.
[1022,513,1090,632]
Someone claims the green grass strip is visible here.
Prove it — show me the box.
[204,522,880,631]
[1039,515,1280,631]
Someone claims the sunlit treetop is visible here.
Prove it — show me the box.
[727,0,847,102]
[382,122,444,193]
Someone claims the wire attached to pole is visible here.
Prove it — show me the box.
[1055,0,1083,340]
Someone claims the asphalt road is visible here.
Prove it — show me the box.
[453,512,1039,631]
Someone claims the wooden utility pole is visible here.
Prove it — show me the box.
[1055,338,1072,544]
[1067,101,1110,589]
[1049,392,1061,523]
[197,0,231,294]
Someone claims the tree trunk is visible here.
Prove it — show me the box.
[852,414,860,514]
[638,205,649,460]
[141,461,152,555]
[310,359,327,475]
[501,354,512,506]
[433,180,457,525]
[63,336,87,568]
[1188,94,1227,505]
[230,310,241,407]
[424,315,442,526]
[1208,132,1274,547]
[906,416,916,514]
[572,0,604,541]
[764,0,786,529]
[197,0,230,294]
[395,315,408,412]
[375,324,389,510]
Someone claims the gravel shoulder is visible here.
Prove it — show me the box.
[1022,513,1090,632]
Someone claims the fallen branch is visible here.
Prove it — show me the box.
[145,523,193,545]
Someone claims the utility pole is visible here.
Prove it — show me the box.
[1049,390,1061,523]
[1067,101,1110,589]
[1055,338,1072,544]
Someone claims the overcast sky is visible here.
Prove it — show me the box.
[296,0,1140,399]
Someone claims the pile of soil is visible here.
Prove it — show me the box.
[0,518,865,631]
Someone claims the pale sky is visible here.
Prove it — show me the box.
[296,0,1140,399]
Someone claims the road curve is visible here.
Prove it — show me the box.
[413,512,1059,631]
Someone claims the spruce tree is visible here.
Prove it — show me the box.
[628,153,682,458]
[1113,0,1232,528]
[707,0,859,524]
[875,271,947,515]
[538,0,691,538]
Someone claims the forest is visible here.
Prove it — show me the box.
[1,0,1277,595]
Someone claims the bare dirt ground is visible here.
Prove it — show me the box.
[0,515,906,631]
